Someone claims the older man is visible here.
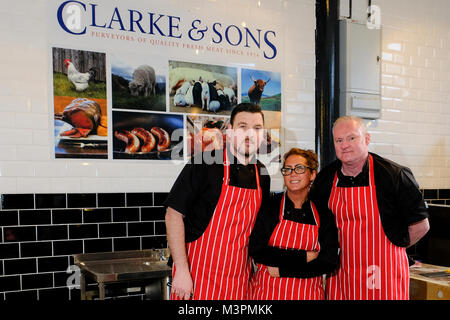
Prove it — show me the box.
[311,115,429,300]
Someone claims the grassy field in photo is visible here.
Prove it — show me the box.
[112,74,166,112]
[53,72,106,99]
[241,93,281,111]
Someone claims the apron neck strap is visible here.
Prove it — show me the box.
[223,148,261,189]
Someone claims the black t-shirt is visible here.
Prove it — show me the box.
[164,148,271,243]
[249,192,339,278]
[310,152,429,247]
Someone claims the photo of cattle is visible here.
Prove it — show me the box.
[241,68,282,131]
[111,54,166,112]
[112,111,183,160]
[52,47,108,159]
[241,68,282,164]
[169,60,238,115]
[241,68,281,111]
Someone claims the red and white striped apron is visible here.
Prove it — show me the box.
[251,192,325,300]
[171,149,262,300]
[326,155,409,300]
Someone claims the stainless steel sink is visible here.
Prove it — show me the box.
[74,249,171,300]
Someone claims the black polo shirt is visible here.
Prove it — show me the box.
[164,148,271,243]
[310,152,428,247]
[249,192,339,278]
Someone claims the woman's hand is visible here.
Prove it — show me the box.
[172,266,193,300]
[267,266,280,278]
[306,250,319,262]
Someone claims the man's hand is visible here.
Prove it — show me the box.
[172,265,193,300]
[165,207,193,299]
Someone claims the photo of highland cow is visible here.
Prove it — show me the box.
[241,68,282,132]
[241,68,281,112]
[169,61,238,115]
[111,55,166,111]
[241,68,282,164]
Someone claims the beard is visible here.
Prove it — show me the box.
[235,140,260,163]
[226,128,263,164]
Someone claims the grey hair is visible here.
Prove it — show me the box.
[332,115,368,135]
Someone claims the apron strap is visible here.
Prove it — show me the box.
[223,148,261,192]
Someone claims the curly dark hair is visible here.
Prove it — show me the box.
[283,148,319,171]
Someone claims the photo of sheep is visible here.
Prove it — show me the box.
[169,60,238,115]
[111,54,166,112]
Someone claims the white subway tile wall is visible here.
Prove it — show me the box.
[367,0,450,189]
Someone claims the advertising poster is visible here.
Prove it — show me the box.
[50,0,283,164]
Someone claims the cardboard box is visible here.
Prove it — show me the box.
[410,263,450,300]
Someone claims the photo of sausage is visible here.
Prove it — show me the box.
[151,127,171,151]
[131,128,156,153]
[114,130,140,154]
[112,111,183,160]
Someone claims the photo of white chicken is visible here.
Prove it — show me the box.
[64,58,97,91]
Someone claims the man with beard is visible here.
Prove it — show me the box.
[165,103,271,300]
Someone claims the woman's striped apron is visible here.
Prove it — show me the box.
[251,192,324,300]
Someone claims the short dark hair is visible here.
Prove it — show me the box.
[230,103,265,126]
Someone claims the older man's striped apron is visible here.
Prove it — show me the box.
[326,155,409,300]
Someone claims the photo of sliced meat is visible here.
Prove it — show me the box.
[56,98,102,138]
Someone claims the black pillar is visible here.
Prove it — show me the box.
[315,0,340,168]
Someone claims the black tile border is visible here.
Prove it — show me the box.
[421,188,450,202]
[98,193,126,208]
[438,189,450,199]
[0,192,169,300]
[67,193,97,209]
[35,194,67,209]
[1,194,34,210]
[1,192,169,210]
